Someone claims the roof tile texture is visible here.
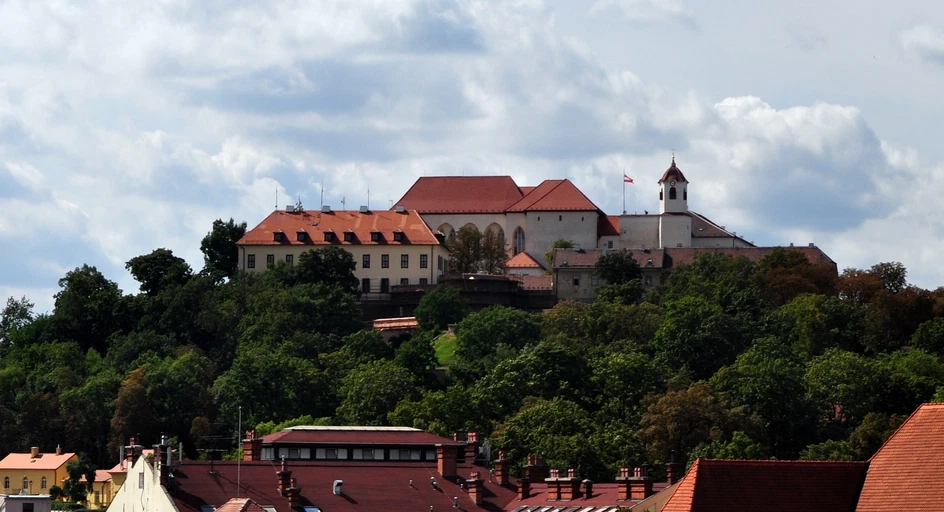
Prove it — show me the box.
[663,459,868,512]
[0,452,76,471]
[394,177,599,214]
[237,209,440,247]
[857,403,944,511]
[505,252,544,269]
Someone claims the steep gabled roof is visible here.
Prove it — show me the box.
[857,403,944,511]
[598,215,620,236]
[506,179,599,212]
[662,459,868,512]
[659,157,688,183]
[237,209,441,247]
[215,498,267,512]
[394,176,524,213]
[505,252,544,269]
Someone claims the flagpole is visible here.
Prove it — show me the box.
[622,168,626,214]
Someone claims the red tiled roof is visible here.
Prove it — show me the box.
[519,186,536,195]
[514,482,671,508]
[394,176,524,213]
[857,403,944,511]
[507,274,553,290]
[237,209,440,247]
[215,497,267,512]
[659,157,688,183]
[598,215,620,236]
[261,427,463,446]
[688,211,751,242]
[662,459,868,512]
[0,452,76,471]
[170,460,517,512]
[506,179,599,212]
[663,245,835,268]
[505,252,544,269]
[553,248,663,270]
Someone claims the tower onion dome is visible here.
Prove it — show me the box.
[659,156,688,183]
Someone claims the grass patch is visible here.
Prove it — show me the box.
[434,332,458,367]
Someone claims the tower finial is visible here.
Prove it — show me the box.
[671,149,676,165]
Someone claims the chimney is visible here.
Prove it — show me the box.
[437,445,457,478]
[277,457,292,495]
[517,477,530,500]
[493,451,510,487]
[465,432,481,464]
[242,429,263,461]
[30,447,39,459]
[467,472,484,506]
[546,469,561,501]
[56,445,62,456]
[287,477,301,508]
[559,469,579,501]
[616,467,631,501]
[629,466,655,500]
[666,461,684,485]
[155,435,171,487]
[582,479,593,499]
[523,455,550,483]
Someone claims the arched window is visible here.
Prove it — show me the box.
[41,477,47,489]
[22,477,29,491]
[513,227,525,255]
[683,190,687,200]
[437,223,456,241]
[669,187,677,200]
[659,190,663,200]
[3,476,9,489]
[485,224,505,251]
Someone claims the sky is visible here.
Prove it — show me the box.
[2,0,944,312]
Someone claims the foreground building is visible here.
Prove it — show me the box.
[237,206,450,293]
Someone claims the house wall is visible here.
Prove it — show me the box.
[597,236,620,250]
[239,244,450,288]
[106,457,174,512]
[554,268,598,301]
[0,495,52,512]
[620,216,659,249]
[659,215,692,248]
[0,464,72,496]
[525,211,599,268]
[86,480,112,509]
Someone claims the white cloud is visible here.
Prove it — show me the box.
[589,0,695,28]
[899,25,944,66]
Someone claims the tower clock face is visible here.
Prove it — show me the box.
[669,179,676,186]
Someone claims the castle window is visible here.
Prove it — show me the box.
[513,227,525,255]
[4,476,8,489]
[41,477,46,489]
[297,231,307,242]
[285,254,293,264]
[371,232,381,242]
[573,277,580,286]
[274,232,284,242]
[669,187,677,200]
[324,231,335,242]
[393,231,404,242]
[420,254,428,268]
[266,254,275,267]
[362,254,370,268]
[344,232,354,242]
[559,215,562,221]
[247,254,256,268]
[660,191,663,200]
[23,477,29,491]
[684,190,687,200]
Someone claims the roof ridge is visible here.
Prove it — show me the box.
[511,179,563,211]
[866,402,932,463]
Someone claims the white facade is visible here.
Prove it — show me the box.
[106,456,174,512]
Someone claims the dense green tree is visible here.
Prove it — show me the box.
[414,286,469,332]
[638,382,755,464]
[108,368,159,459]
[143,349,216,444]
[481,228,508,274]
[653,297,744,380]
[799,439,861,461]
[770,294,863,359]
[595,281,643,304]
[447,225,484,273]
[337,360,416,425]
[62,455,96,503]
[752,248,837,306]
[60,368,120,466]
[710,337,817,458]
[394,332,438,384]
[543,300,662,353]
[451,306,542,384]
[295,247,359,293]
[847,412,906,458]
[51,265,126,353]
[389,385,485,436]
[200,218,247,279]
[125,248,193,296]
[688,431,767,466]
[595,251,642,285]
[805,349,881,426]
[0,296,33,348]
[590,351,668,425]
[912,317,944,356]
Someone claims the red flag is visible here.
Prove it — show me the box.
[623,174,634,183]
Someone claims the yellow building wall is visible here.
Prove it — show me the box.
[86,479,113,509]
[0,464,72,495]
[239,244,450,289]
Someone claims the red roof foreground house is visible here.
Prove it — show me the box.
[856,402,944,511]
[661,459,868,512]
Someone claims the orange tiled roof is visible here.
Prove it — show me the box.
[237,209,441,247]
[0,452,75,471]
[215,498,267,512]
[505,252,544,269]
[662,458,868,512]
[506,179,599,212]
[508,274,553,290]
[857,403,944,511]
[372,317,419,330]
[598,215,620,236]
[394,176,524,213]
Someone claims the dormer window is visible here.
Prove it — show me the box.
[324,231,335,242]
[371,232,381,242]
[393,232,404,242]
[297,231,307,242]
[274,232,284,242]
[344,232,354,242]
